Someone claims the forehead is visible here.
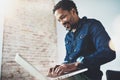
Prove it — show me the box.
[54,8,69,19]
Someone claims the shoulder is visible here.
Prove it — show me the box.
[82,16,102,25]
[82,17,105,31]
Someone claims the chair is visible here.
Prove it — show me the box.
[106,70,120,80]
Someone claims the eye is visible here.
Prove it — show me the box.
[58,15,67,22]
[61,15,66,19]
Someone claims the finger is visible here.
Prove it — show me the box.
[55,65,64,74]
[49,68,53,73]
[55,65,60,69]
[55,66,62,73]
[51,65,59,74]
[52,67,55,74]
[54,67,58,74]
[47,68,53,77]
[57,69,64,76]
[53,65,59,71]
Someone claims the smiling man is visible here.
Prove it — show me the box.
[48,0,116,80]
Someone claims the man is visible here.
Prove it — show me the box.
[48,0,116,80]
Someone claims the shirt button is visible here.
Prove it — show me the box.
[74,49,77,52]
[66,41,69,44]
[80,34,85,39]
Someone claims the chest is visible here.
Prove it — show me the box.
[65,25,95,56]
[65,32,90,51]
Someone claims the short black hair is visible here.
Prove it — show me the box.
[53,0,78,15]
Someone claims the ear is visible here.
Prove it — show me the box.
[70,8,77,15]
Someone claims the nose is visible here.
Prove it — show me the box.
[60,20,68,27]
[59,19,65,25]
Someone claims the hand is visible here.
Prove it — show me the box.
[47,62,80,77]
[59,62,79,73]
[54,64,68,76]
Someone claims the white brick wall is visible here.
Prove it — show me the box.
[2,0,57,80]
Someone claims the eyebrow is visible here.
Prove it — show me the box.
[58,14,66,22]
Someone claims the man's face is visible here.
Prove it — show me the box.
[54,8,75,31]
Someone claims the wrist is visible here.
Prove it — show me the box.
[75,62,80,67]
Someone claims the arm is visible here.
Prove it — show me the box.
[82,20,116,68]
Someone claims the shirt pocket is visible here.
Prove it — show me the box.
[78,34,87,40]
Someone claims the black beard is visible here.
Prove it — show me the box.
[70,18,81,31]
[64,21,79,31]
[70,22,79,31]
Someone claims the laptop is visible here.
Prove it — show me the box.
[15,53,88,80]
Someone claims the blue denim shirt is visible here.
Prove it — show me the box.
[64,17,116,79]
